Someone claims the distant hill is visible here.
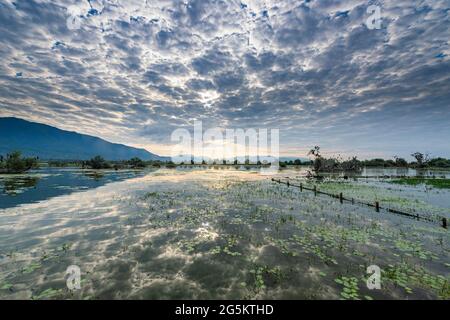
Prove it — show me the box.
[0,117,164,161]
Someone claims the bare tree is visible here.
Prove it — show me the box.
[411,152,429,168]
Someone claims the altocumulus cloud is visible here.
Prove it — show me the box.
[0,0,449,158]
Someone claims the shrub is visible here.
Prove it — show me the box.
[1,151,38,173]
[85,156,111,169]
[166,161,177,168]
[128,157,146,168]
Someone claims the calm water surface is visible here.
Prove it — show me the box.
[0,168,147,209]
[0,168,448,300]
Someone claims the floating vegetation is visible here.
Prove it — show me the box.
[250,265,283,293]
[21,262,42,274]
[178,238,201,254]
[335,276,360,300]
[383,263,450,299]
[0,283,13,291]
[32,288,63,300]
[61,243,72,252]
[394,239,436,260]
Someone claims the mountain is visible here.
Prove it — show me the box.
[0,117,164,161]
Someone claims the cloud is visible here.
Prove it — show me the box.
[0,0,449,158]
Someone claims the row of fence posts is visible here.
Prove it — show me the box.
[272,178,448,229]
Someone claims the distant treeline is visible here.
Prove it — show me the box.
[47,154,450,171]
[361,157,450,168]
[47,156,169,170]
[44,156,307,169]
[3,149,450,174]
[308,147,450,174]
[47,156,284,169]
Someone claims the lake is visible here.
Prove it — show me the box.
[0,167,448,299]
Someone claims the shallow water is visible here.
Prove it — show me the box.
[360,167,450,178]
[292,178,450,219]
[0,168,147,209]
[0,169,448,300]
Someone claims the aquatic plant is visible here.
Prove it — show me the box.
[335,276,360,300]
[391,178,450,189]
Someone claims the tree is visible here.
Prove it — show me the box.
[363,158,386,167]
[308,146,321,158]
[86,156,111,169]
[308,146,323,173]
[341,157,362,171]
[166,161,176,168]
[128,157,146,168]
[308,146,361,173]
[394,156,408,167]
[411,152,429,168]
[294,159,302,166]
[2,151,38,173]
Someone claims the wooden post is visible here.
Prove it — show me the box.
[300,183,303,192]
[287,181,290,187]
[442,218,447,229]
[314,186,317,196]
[351,198,354,204]
[339,192,343,204]
[375,201,380,212]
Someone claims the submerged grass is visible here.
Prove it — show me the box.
[391,178,450,189]
[297,179,449,219]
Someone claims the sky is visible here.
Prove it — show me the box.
[0,0,449,160]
